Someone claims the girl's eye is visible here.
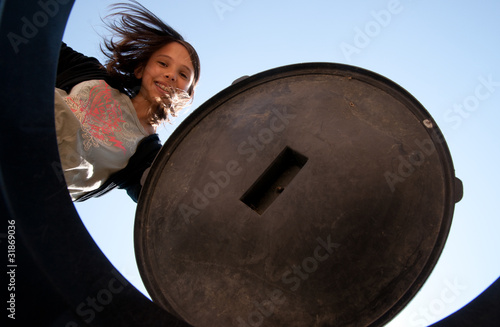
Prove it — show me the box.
[158,61,167,67]
[180,72,188,79]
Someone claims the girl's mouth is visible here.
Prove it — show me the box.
[155,82,173,94]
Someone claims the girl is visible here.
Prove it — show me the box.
[55,1,200,202]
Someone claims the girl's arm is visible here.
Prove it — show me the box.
[74,134,162,203]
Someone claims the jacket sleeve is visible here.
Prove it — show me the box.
[122,134,163,202]
[56,42,110,93]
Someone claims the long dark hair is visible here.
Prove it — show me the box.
[101,1,200,100]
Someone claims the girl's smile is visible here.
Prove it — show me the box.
[131,41,195,132]
[135,42,195,101]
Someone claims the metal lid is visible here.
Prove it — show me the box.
[135,63,462,326]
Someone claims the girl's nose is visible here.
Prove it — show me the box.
[165,72,176,81]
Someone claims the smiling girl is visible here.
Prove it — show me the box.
[55,1,201,202]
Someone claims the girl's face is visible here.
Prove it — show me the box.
[134,42,195,101]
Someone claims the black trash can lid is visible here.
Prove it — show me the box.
[135,63,461,326]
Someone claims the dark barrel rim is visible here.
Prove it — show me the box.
[0,0,189,325]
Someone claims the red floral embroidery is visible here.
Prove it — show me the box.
[65,81,130,153]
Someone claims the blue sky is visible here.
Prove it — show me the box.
[64,1,500,326]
